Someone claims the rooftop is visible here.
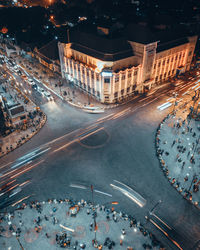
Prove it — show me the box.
[69,30,134,61]
[37,40,59,61]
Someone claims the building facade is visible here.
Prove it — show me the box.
[58,28,197,103]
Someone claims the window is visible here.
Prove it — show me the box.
[134,71,138,75]
[167,59,169,64]
[128,72,132,78]
[104,78,110,83]
[160,75,162,80]
[91,72,94,79]
[121,89,124,95]
[175,55,178,60]
[88,86,91,92]
[158,62,161,67]
[97,91,100,97]
[132,85,136,91]
[155,76,158,82]
[168,71,171,76]
[92,88,95,94]
[96,75,99,81]
[87,71,89,77]
[114,92,118,98]
[127,87,130,93]
[115,76,119,82]
[121,74,126,80]
[164,72,167,78]
[104,96,109,101]
[162,60,165,66]
[172,69,175,74]
[179,54,182,59]
[154,64,156,69]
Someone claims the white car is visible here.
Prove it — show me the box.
[28,78,34,85]
[44,91,53,101]
[37,87,45,95]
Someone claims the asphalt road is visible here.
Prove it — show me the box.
[1,63,200,249]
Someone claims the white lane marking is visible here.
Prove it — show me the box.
[94,189,112,197]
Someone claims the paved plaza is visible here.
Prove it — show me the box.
[0,199,164,249]
[156,112,200,208]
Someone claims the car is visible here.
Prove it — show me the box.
[32,84,38,90]
[22,75,27,80]
[38,87,45,95]
[27,78,34,85]
[44,91,53,101]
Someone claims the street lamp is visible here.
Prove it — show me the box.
[90,185,118,247]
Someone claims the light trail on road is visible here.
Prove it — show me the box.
[148,217,183,250]
[110,180,146,208]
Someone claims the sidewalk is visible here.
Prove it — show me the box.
[0,198,165,250]
[156,111,200,208]
[0,73,46,158]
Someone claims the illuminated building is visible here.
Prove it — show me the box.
[58,25,197,103]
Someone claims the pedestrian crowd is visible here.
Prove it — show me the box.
[155,111,200,207]
[0,198,165,249]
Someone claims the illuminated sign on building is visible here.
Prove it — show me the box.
[101,72,113,77]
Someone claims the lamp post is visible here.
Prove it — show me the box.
[90,185,118,247]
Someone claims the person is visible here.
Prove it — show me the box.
[120,239,123,246]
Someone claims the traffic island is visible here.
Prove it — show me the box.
[0,199,165,249]
[155,113,200,209]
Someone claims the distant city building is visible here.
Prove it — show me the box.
[33,40,60,73]
[58,24,197,103]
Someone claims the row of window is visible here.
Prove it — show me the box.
[155,69,176,82]
[114,85,136,98]
[154,52,185,69]
[68,60,100,80]
[114,71,138,82]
